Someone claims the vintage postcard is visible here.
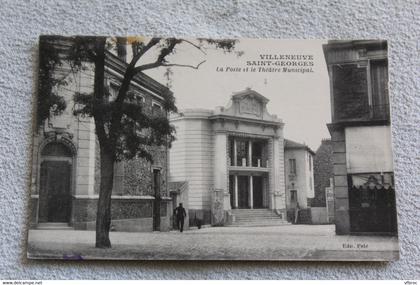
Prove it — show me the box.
[27,36,399,261]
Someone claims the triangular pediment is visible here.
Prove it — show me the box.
[231,88,270,104]
[230,88,268,118]
[211,88,282,124]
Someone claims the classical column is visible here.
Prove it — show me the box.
[249,175,253,209]
[87,118,96,196]
[248,140,252,167]
[271,137,286,211]
[330,128,351,235]
[233,138,237,166]
[214,132,229,212]
[234,175,239,208]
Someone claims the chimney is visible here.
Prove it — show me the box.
[116,37,127,62]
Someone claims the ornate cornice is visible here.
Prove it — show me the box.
[40,130,77,156]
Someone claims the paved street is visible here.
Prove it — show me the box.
[27,225,399,261]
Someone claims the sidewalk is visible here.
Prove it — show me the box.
[27,225,399,261]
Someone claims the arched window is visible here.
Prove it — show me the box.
[41,142,72,157]
[39,141,73,223]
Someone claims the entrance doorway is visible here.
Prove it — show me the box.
[252,176,263,208]
[229,174,266,209]
[237,176,249,208]
[39,142,73,223]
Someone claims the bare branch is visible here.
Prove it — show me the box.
[156,38,181,62]
[134,61,164,72]
[180,39,207,55]
[110,39,181,144]
[133,38,181,73]
[113,38,161,106]
[162,60,206,70]
[128,37,161,68]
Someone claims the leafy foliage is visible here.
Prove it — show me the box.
[199,38,237,52]
[37,35,237,248]
[37,36,67,126]
[39,36,236,163]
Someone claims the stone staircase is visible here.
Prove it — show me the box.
[229,209,290,227]
[36,223,73,230]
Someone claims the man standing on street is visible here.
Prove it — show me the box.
[175,203,187,232]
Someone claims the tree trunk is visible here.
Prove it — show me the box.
[91,37,115,248]
[95,147,114,248]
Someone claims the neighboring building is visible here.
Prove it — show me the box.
[312,139,333,207]
[284,139,315,223]
[30,37,172,232]
[169,89,314,227]
[310,139,334,224]
[323,40,398,235]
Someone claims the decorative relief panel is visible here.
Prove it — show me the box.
[211,189,225,226]
[239,96,261,117]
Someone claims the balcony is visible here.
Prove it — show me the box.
[229,164,269,173]
[229,137,269,171]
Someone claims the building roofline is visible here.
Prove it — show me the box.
[170,109,214,121]
[324,40,387,49]
[284,138,315,155]
[39,36,172,102]
[231,88,270,103]
[209,114,284,128]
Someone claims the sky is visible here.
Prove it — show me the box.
[141,38,330,151]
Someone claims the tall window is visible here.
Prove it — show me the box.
[252,141,263,167]
[290,190,297,203]
[108,82,119,101]
[332,64,369,121]
[136,95,145,104]
[308,154,312,170]
[332,60,389,122]
[229,137,235,166]
[236,140,248,166]
[152,102,163,116]
[289,159,296,175]
[370,60,389,119]
[229,175,235,208]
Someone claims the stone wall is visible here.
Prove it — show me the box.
[94,143,168,197]
[124,146,168,196]
[310,207,328,224]
[71,198,171,231]
[188,209,211,227]
[90,71,170,197]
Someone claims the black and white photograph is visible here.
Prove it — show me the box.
[27,36,399,261]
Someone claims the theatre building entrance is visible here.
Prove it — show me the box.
[229,174,267,209]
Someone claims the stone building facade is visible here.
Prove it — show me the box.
[169,89,314,226]
[284,139,315,222]
[30,37,172,232]
[323,40,398,235]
